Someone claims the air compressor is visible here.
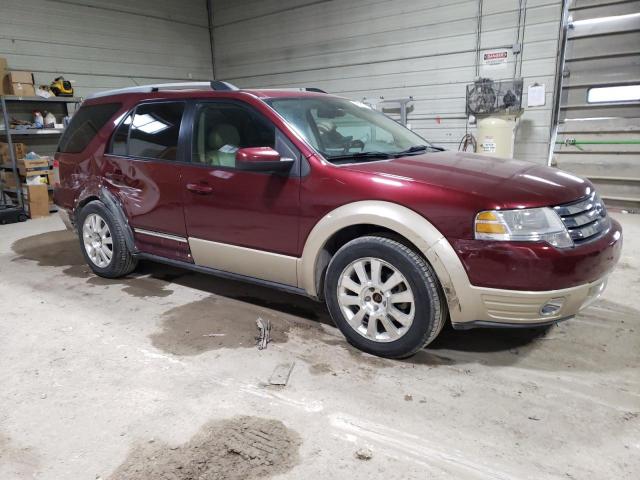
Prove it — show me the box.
[466,78,523,159]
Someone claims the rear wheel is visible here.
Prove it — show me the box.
[324,236,446,358]
[77,201,137,278]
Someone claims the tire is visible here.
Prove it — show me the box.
[76,201,137,278]
[324,236,447,359]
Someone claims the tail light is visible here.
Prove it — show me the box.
[52,159,60,187]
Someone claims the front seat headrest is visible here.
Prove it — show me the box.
[208,124,240,150]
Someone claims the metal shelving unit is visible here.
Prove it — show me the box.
[0,95,81,210]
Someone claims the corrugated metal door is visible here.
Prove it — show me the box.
[553,0,640,210]
[211,0,564,163]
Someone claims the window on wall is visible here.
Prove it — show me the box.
[192,102,276,168]
[587,85,640,103]
[122,102,185,160]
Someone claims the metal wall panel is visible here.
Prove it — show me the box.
[0,0,213,97]
[553,0,640,210]
[212,0,564,162]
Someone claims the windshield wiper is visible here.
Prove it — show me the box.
[394,144,444,156]
[326,151,394,162]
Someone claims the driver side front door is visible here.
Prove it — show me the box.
[180,100,302,287]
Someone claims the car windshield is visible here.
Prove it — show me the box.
[266,97,438,163]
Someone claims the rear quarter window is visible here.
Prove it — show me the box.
[58,103,122,154]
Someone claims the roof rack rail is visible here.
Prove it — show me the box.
[86,81,238,100]
[253,87,327,94]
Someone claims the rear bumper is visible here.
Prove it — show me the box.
[450,275,607,328]
[57,207,75,231]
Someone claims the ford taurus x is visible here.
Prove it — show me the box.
[53,81,622,358]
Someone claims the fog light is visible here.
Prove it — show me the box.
[540,297,565,316]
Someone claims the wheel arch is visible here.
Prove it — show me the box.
[298,201,466,316]
[309,224,426,301]
[75,187,136,253]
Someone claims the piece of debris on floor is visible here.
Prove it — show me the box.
[256,317,271,350]
[404,394,413,401]
[354,447,373,461]
[202,333,225,337]
[269,362,295,386]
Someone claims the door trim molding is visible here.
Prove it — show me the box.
[189,237,298,286]
[134,228,188,243]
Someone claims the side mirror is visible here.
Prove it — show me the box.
[235,147,294,173]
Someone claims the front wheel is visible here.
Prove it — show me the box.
[324,236,447,358]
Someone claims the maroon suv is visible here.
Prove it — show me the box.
[53,81,622,358]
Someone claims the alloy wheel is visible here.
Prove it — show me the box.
[82,213,113,268]
[337,257,415,342]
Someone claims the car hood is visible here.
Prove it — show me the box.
[341,151,592,209]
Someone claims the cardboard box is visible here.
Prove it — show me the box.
[8,83,36,97]
[0,166,52,189]
[0,57,7,95]
[5,71,33,84]
[3,71,35,97]
[0,142,28,162]
[0,170,18,189]
[17,157,50,176]
[22,184,49,219]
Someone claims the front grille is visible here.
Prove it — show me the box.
[554,192,610,245]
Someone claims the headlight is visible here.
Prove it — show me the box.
[474,207,573,248]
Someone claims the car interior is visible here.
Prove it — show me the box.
[193,104,275,167]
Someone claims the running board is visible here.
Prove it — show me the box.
[135,252,311,298]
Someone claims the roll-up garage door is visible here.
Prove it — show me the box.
[553,0,640,210]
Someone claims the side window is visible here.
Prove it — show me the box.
[192,102,275,168]
[58,103,121,153]
[128,102,185,160]
[109,114,132,156]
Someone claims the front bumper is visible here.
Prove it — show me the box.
[424,228,619,328]
[452,218,622,291]
[450,275,607,329]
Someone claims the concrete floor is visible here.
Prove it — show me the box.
[0,213,639,480]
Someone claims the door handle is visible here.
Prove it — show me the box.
[186,183,213,195]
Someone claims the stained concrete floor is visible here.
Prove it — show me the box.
[0,212,639,479]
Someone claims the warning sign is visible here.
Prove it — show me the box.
[483,50,509,66]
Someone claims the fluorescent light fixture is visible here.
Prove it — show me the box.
[572,12,640,27]
[588,85,640,103]
[565,117,618,121]
[132,113,169,135]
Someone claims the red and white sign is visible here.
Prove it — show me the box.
[483,50,509,66]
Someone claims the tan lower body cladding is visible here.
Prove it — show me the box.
[188,237,298,286]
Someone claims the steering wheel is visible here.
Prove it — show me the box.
[343,139,365,153]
